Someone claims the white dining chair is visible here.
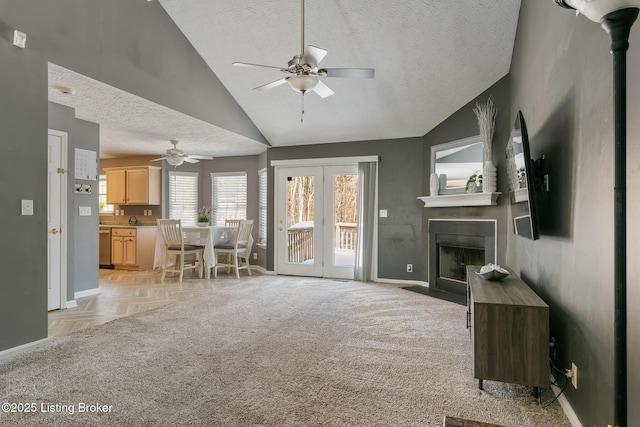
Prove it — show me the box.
[157,219,204,282]
[213,219,253,279]
[224,218,242,228]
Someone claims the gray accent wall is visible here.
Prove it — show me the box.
[507,1,640,426]
[422,76,511,280]
[267,138,423,280]
[0,0,264,352]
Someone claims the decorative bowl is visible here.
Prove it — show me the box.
[475,268,509,281]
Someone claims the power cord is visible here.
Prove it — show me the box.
[540,358,569,408]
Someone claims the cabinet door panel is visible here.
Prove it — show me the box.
[126,169,149,204]
[111,237,125,265]
[124,237,137,265]
[106,170,126,204]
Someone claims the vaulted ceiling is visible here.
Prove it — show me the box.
[48,1,522,158]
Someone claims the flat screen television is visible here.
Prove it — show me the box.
[506,110,540,240]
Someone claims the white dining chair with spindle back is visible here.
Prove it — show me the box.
[213,220,253,279]
[157,219,204,282]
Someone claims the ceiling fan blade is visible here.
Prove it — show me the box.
[188,154,214,160]
[303,45,328,68]
[320,68,375,79]
[233,62,287,72]
[151,157,167,162]
[254,78,288,91]
[182,157,200,164]
[312,80,335,98]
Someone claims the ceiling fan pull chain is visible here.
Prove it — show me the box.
[301,92,305,123]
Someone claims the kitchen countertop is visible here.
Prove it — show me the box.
[99,224,157,228]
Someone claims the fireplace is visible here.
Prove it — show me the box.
[428,220,496,295]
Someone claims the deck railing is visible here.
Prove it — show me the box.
[287,223,357,263]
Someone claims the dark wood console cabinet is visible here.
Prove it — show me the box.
[466,265,549,389]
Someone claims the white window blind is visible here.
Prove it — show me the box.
[169,171,198,226]
[211,172,247,226]
[258,168,267,244]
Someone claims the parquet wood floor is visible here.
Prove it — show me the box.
[48,268,247,338]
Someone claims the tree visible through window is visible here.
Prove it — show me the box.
[169,171,198,226]
[211,172,247,226]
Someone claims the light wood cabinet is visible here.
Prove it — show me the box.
[105,166,161,205]
[111,227,157,270]
[112,228,137,266]
[466,265,549,390]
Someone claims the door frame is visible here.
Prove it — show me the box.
[48,129,68,310]
[271,156,379,278]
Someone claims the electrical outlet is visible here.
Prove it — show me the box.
[571,362,578,389]
[253,252,258,260]
[406,263,413,273]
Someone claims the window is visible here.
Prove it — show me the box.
[169,171,198,226]
[98,175,114,213]
[211,172,247,226]
[258,168,267,244]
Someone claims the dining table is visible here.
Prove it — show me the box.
[154,225,248,279]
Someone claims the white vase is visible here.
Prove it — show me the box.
[430,173,439,196]
[482,161,497,193]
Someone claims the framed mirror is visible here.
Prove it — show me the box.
[430,135,484,194]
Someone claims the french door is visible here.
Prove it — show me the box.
[275,165,358,279]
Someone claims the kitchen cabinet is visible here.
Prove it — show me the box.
[105,166,161,205]
[112,228,137,266]
[111,227,157,270]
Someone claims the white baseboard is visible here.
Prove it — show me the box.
[375,278,429,287]
[66,300,78,309]
[0,338,49,363]
[75,288,100,299]
[251,266,276,275]
[550,380,582,427]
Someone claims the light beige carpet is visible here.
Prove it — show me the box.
[0,275,571,426]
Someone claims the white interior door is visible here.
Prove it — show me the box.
[275,164,357,279]
[48,130,67,311]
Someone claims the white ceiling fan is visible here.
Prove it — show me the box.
[152,139,213,167]
[232,0,375,121]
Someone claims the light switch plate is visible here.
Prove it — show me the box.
[21,199,34,215]
[379,209,388,218]
[79,206,91,216]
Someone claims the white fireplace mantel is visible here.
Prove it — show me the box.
[418,192,501,208]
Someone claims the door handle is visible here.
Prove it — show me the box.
[50,228,60,234]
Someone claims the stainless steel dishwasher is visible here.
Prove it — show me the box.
[99,227,114,268]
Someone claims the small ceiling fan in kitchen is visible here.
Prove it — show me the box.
[232,0,375,122]
[151,139,213,167]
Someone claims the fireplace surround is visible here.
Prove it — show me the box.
[428,219,497,295]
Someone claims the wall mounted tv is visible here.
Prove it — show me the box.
[506,111,542,240]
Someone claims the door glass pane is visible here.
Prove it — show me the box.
[333,174,358,266]
[287,176,315,264]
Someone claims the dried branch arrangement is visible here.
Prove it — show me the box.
[473,96,497,162]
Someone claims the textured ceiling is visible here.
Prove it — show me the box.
[48,1,522,158]
[48,64,267,159]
